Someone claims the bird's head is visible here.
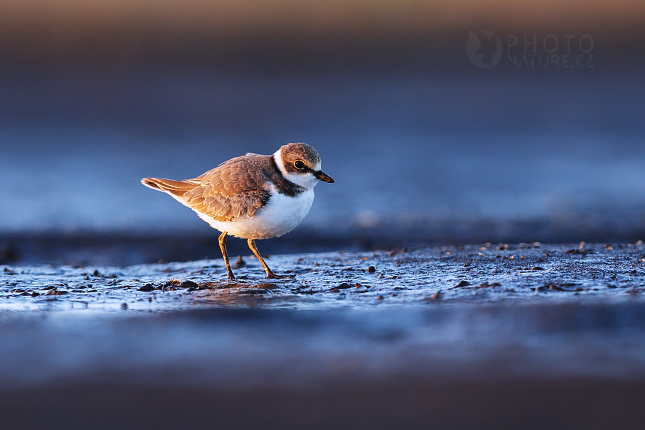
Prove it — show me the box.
[274,142,334,189]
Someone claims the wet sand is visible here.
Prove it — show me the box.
[3,242,645,310]
[2,243,645,429]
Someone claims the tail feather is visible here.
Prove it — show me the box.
[141,177,197,198]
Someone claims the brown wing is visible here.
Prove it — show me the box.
[142,154,272,222]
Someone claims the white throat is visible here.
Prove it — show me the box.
[273,149,320,190]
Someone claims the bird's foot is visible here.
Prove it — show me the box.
[266,271,293,279]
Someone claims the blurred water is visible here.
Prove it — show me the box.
[1,70,644,243]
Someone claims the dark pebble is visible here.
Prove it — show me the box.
[367,266,376,273]
[138,284,155,292]
[337,283,354,289]
[455,280,470,288]
[179,280,199,289]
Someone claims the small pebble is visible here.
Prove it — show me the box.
[180,280,199,289]
[138,284,154,292]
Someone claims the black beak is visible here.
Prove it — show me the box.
[314,170,334,183]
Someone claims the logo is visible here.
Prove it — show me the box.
[466,32,595,70]
[466,31,502,69]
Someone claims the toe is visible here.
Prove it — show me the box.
[267,272,293,279]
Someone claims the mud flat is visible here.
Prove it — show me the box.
[2,243,645,429]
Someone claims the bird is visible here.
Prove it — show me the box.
[141,142,334,280]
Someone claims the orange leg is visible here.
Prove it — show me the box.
[218,231,235,280]
[247,239,291,279]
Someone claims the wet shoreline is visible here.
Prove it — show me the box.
[3,242,645,310]
[3,243,645,428]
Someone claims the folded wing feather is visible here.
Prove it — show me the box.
[141,155,272,222]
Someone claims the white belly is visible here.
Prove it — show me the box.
[196,189,315,239]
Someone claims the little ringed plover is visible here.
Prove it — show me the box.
[142,142,334,280]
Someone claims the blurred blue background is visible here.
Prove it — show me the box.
[1,0,644,264]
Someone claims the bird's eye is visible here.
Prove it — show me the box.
[293,160,305,170]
